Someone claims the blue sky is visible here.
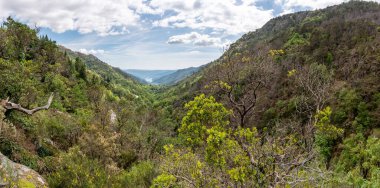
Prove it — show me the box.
[1,0,376,70]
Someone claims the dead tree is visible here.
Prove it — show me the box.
[210,56,278,128]
[221,80,262,128]
[0,93,54,115]
[295,63,333,151]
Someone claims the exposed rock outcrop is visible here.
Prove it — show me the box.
[0,152,48,187]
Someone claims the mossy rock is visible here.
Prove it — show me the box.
[0,152,48,187]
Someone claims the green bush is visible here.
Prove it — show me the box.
[284,33,310,49]
[332,88,360,124]
[47,147,111,188]
[120,161,156,187]
[353,102,374,132]
[151,174,177,188]
[117,150,138,169]
[314,106,343,162]
[334,134,380,187]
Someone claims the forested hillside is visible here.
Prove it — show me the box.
[124,67,202,85]
[154,1,380,187]
[153,66,201,85]
[0,1,380,187]
[124,69,177,83]
[0,17,175,187]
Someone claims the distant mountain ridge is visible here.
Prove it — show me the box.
[124,69,176,83]
[124,66,202,85]
[153,66,201,85]
[59,46,152,97]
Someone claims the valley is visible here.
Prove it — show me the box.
[124,66,201,85]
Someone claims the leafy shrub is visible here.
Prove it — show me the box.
[352,102,374,132]
[332,88,360,124]
[117,150,138,169]
[334,134,380,187]
[284,33,310,49]
[151,174,177,188]
[47,147,111,188]
[120,161,156,187]
[314,106,343,162]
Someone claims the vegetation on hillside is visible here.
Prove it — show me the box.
[154,1,380,187]
[0,1,380,187]
[0,17,175,187]
[153,66,202,85]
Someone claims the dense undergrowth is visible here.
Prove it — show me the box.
[153,1,380,187]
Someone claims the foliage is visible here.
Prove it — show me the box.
[47,147,111,188]
[268,49,285,56]
[325,51,333,66]
[302,14,326,25]
[156,95,261,187]
[334,135,380,187]
[269,49,285,63]
[151,173,177,188]
[0,17,171,188]
[287,69,297,77]
[179,94,231,147]
[120,161,156,187]
[284,33,310,49]
[314,106,343,162]
[352,102,374,132]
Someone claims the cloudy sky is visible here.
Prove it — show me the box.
[0,0,378,69]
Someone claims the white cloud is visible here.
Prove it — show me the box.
[78,48,105,55]
[1,0,274,36]
[150,0,274,35]
[2,0,379,38]
[0,0,152,36]
[188,50,202,54]
[275,0,380,16]
[276,0,347,11]
[167,32,225,47]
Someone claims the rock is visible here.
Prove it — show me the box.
[0,152,48,187]
[110,109,117,125]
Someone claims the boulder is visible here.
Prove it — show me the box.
[0,152,48,187]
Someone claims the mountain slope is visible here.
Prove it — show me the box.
[124,69,176,83]
[152,66,201,85]
[60,46,151,97]
[0,18,173,187]
[125,66,202,85]
[154,1,380,187]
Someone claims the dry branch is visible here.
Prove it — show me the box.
[1,93,54,115]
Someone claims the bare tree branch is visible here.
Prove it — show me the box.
[1,93,54,115]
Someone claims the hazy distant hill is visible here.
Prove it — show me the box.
[153,66,201,85]
[124,69,176,83]
[124,66,202,85]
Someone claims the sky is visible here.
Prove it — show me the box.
[0,0,378,70]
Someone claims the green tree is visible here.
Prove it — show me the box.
[155,94,262,187]
[179,94,231,148]
[75,57,87,80]
[314,106,343,162]
[335,134,380,187]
